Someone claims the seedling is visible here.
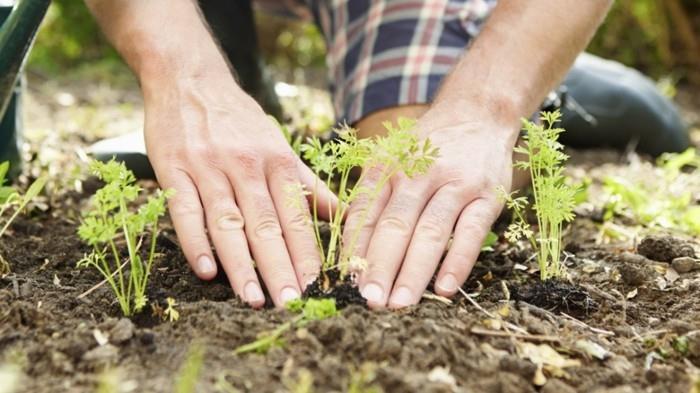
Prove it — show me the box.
[602,148,700,236]
[0,162,47,275]
[164,297,180,322]
[299,118,438,279]
[175,344,205,393]
[234,298,338,355]
[77,159,173,316]
[500,111,578,281]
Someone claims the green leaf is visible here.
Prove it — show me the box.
[21,175,47,206]
[0,161,9,185]
[481,231,499,251]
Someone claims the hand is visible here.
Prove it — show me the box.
[344,110,518,309]
[143,74,336,308]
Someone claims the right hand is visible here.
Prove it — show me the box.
[143,73,336,308]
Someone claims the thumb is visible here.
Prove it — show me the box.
[297,159,340,221]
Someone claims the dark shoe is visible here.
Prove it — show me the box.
[559,53,689,157]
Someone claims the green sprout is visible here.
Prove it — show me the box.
[602,147,700,236]
[0,162,47,275]
[500,111,578,281]
[175,344,205,393]
[234,298,338,355]
[299,118,438,279]
[77,159,173,316]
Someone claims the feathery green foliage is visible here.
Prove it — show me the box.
[501,111,578,280]
[298,118,438,277]
[0,162,47,275]
[77,159,173,316]
[234,298,338,355]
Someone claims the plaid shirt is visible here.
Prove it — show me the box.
[307,0,498,124]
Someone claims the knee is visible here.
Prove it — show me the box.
[561,54,689,157]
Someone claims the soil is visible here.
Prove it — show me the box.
[1,76,699,392]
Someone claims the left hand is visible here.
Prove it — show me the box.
[343,109,519,308]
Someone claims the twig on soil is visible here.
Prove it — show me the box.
[422,292,453,305]
[77,260,129,300]
[580,283,618,303]
[457,287,529,335]
[560,312,615,336]
[470,327,561,343]
[517,301,559,325]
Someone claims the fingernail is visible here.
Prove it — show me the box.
[197,255,217,276]
[361,282,384,304]
[436,274,458,293]
[244,281,265,304]
[279,287,300,305]
[389,286,414,308]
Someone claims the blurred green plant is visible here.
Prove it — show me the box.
[588,0,700,84]
[28,0,122,75]
[602,148,700,236]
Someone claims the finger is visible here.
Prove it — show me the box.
[195,169,265,308]
[341,166,391,260]
[158,170,218,280]
[359,179,434,308]
[227,152,301,307]
[268,157,323,290]
[388,186,465,308]
[298,159,338,221]
[434,198,502,297]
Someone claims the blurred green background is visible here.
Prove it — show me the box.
[26,0,700,86]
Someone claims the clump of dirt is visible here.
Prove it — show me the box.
[637,234,696,262]
[510,280,598,318]
[303,269,366,308]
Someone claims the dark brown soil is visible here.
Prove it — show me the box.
[2,188,700,393]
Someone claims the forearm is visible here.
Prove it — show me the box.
[85,0,250,104]
[430,0,612,136]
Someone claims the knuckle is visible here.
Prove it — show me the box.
[169,198,201,218]
[214,209,245,231]
[268,152,298,173]
[252,211,283,239]
[414,220,445,243]
[377,215,411,234]
[285,211,312,232]
[232,149,263,177]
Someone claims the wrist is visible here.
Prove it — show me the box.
[424,93,524,145]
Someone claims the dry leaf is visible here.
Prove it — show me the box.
[497,304,511,318]
[53,274,61,287]
[626,288,638,299]
[656,277,668,290]
[664,268,680,284]
[533,364,547,386]
[483,318,502,331]
[517,342,581,382]
[427,367,457,390]
[575,339,612,360]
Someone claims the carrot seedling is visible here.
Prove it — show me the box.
[500,111,578,281]
[77,159,173,316]
[298,118,438,279]
[234,298,338,355]
[0,162,47,275]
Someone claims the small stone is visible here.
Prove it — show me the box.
[109,318,135,344]
[671,257,700,273]
[637,235,695,262]
[82,344,118,363]
[618,264,652,286]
